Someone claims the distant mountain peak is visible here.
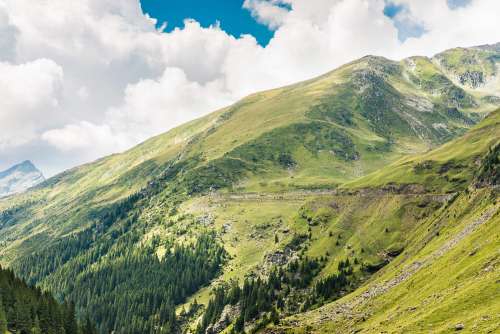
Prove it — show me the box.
[0,160,45,198]
[20,160,35,167]
[16,160,37,171]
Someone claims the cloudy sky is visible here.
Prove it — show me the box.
[0,0,499,176]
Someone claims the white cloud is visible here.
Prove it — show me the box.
[0,5,18,61]
[0,59,63,149]
[396,0,500,56]
[243,0,290,30]
[44,66,235,153]
[105,67,234,139]
[0,0,499,175]
[77,86,89,100]
[42,122,119,153]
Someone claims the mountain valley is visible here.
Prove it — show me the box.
[0,44,499,334]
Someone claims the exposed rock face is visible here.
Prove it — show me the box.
[205,304,240,334]
[0,161,45,198]
[265,249,291,266]
[196,214,215,226]
[458,70,484,88]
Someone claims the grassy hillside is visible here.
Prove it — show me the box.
[182,110,499,334]
[345,105,500,192]
[271,187,499,334]
[0,44,498,333]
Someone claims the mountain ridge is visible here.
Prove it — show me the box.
[0,44,499,333]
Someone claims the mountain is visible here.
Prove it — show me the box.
[270,108,499,334]
[0,161,45,198]
[0,44,499,333]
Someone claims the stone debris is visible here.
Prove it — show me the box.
[458,70,484,88]
[206,304,240,334]
[265,250,289,266]
[222,223,232,233]
[197,214,215,226]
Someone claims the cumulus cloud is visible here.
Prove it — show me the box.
[0,6,18,61]
[105,67,234,138]
[0,59,63,149]
[43,66,235,153]
[0,0,499,175]
[42,122,119,153]
[395,0,500,55]
[384,1,426,41]
[243,0,290,30]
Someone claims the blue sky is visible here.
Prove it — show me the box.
[140,0,472,45]
[447,0,472,9]
[383,1,426,41]
[383,2,405,18]
[140,0,276,46]
[383,0,471,41]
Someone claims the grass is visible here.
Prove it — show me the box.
[436,47,498,78]
[345,108,500,192]
[175,189,453,318]
[273,187,499,333]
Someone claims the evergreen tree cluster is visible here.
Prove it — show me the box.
[196,256,325,334]
[314,258,354,302]
[14,191,146,287]
[11,190,226,333]
[475,143,499,187]
[196,256,363,333]
[69,233,226,333]
[16,232,225,334]
[0,265,95,334]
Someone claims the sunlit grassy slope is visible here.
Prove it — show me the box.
[345,106,500,192]
[272,187,499,334]
[0,44,498,333]
[177,109,498,333]
[245,109,498,333]
[3,46,497,207]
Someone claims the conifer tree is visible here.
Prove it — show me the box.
[32,315,42,334]
[82,316,97,334]
[0,300,7,334]
[0,266,90,334]
[63,301,78,334]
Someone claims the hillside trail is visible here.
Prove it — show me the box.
[209,189,455,203]
[279,204,498,329]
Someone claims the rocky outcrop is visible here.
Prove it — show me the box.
[473,143,499,188]
[265,249,293,266]
[206,304,240,334]
[458,70,485,88]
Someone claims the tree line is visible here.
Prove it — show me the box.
[11,184,227,333]
[196,254,356,334]
[0,265,96,334]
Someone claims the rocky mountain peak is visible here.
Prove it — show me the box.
[0,160,45,197]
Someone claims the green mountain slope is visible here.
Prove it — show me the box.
[346,103,500,192]
[0,44,499,333]
[272,187,499,333]
[185,109,499,334]
[265,110,499,334]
